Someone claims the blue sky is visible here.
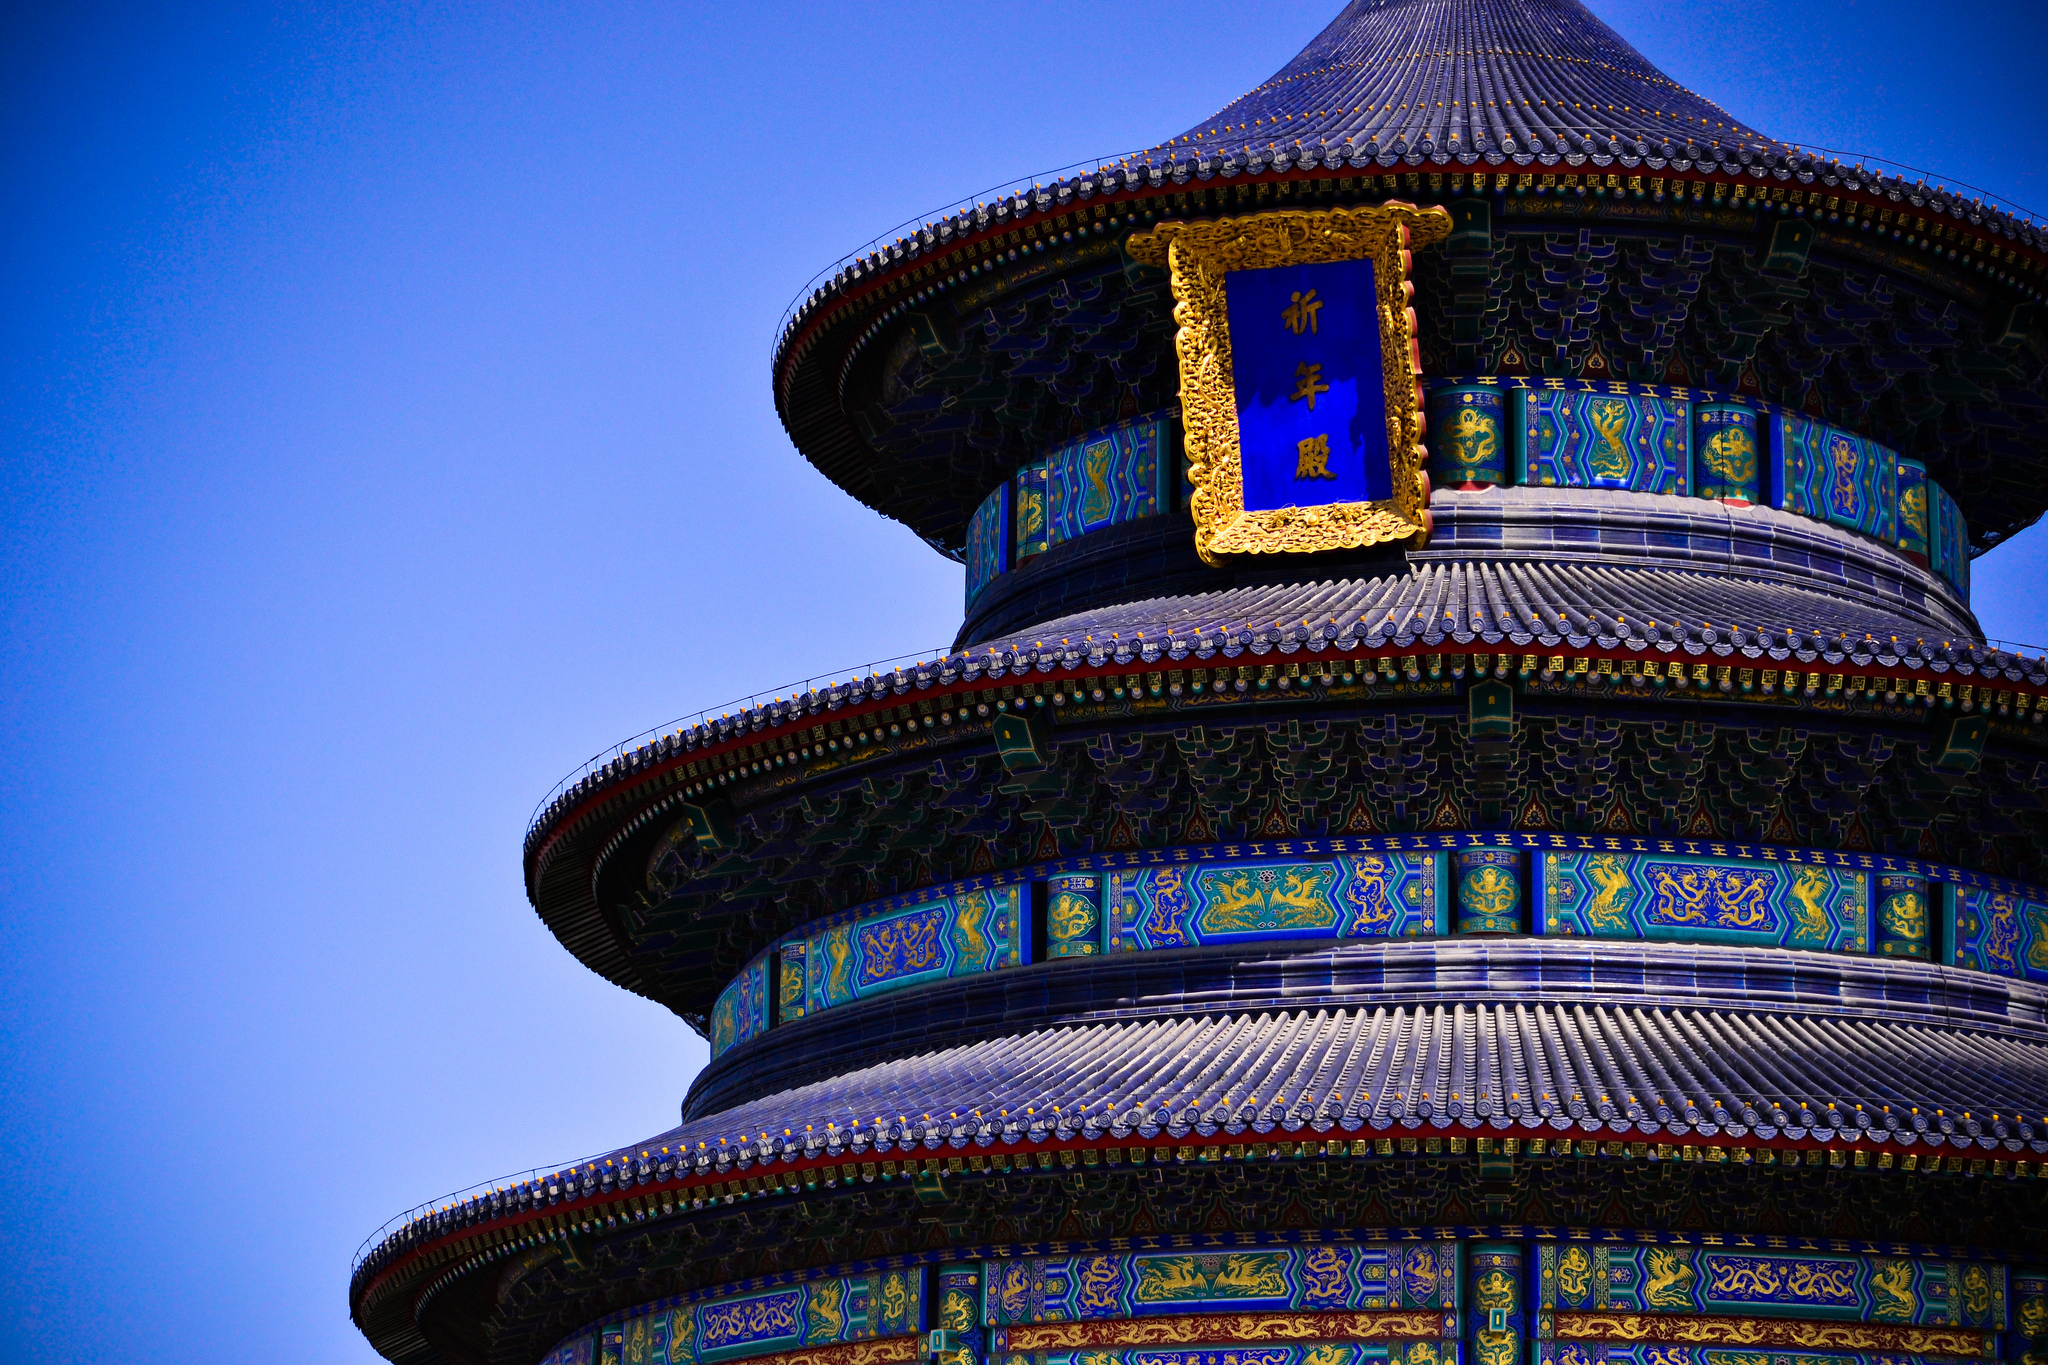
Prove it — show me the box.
[3,2,2044,1360]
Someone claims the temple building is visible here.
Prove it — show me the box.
[350,3,2048,1364]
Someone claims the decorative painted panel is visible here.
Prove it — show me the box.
[1692,403,1758,503]
[714,889,1022,1058]
[938,1262,984,1356]
[1894,459,1929,561]
[1950,885,2048,983]
[1428,384,1509,487]
[984,1244,1459,1325]
[1768,414,1898,544]
[1456,848,1524,934]
[1034,1348,1421,1365]
[1873,873,1929,960]
[615,1270,922,1365]
[709,955,770,1059]
[1045,413,1172,548]
[1113,853,1444,951]
[964,483,1009,607]
[1519,389,1689,495]
[1930,478,1970,601]
[2016,1268,2048,1360]
[1541,1346,1971,1365]
[808,886,1025,1014]
[1013,461,1049,562]
[1045,874,1103,957]
[1540,1244,2004,1328]
[776,942,808,1024]
[541,1336,594,1365]
[1539,852,1869,953]
[624,1309,666,1364]
[708,838,2048,1052]
[1468,1243,1524,1365]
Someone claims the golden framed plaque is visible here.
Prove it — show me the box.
[1127,203,1450,566]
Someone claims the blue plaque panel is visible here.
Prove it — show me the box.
[1224,258,1393,511]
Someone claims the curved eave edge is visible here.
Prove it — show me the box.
[526,632,2048,887]
[352,1123,2047,1339]
[772,158,2048,504]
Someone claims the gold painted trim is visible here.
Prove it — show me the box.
[672,1336,922,1365]
[1004,1309,1451,1350]
[1552,1310,1988,1356]
[1127,204,1450,566]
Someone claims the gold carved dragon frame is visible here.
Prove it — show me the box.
[1127,203,1450,566]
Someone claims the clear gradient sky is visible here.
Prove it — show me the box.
[3,2,2045,1360]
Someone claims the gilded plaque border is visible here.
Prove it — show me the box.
[1127,204,1450,566]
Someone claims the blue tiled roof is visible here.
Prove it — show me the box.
[527,498,2039,856]
[966,487,1979,650]
[680,933,2048,1124]
[354,942,2048,1287]
[1158,0,1778,164]
[771,0,2046,565]
[774,2,2042,371]
[976,560,1958,659]
[665,994,2047,1150]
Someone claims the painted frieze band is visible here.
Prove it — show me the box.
[715,888,1022,1056]
[1769,411,1898,544]
[1002,1314,1451,1351]
[1111,852,1445,950]
[589,1268,923,1365]
[963,483,1010,607]
[1930,479,1971,602]
[1024,1345,1436,1365]
[709,834,2048,1059]
[552,1239,2015,1365]
[1537,852,1869,953]
[1537,1243,2004,1327]
[1896,458,1930,563]
[1418,377,1966,602]
[983,1244,1459,1325]
[965,412,1178,607]
[710,956,770,1058]
[1948,884,2048,986]
[1692,403,1757,503]
[1517,388,1689,496]
[1045,414,1174,549]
